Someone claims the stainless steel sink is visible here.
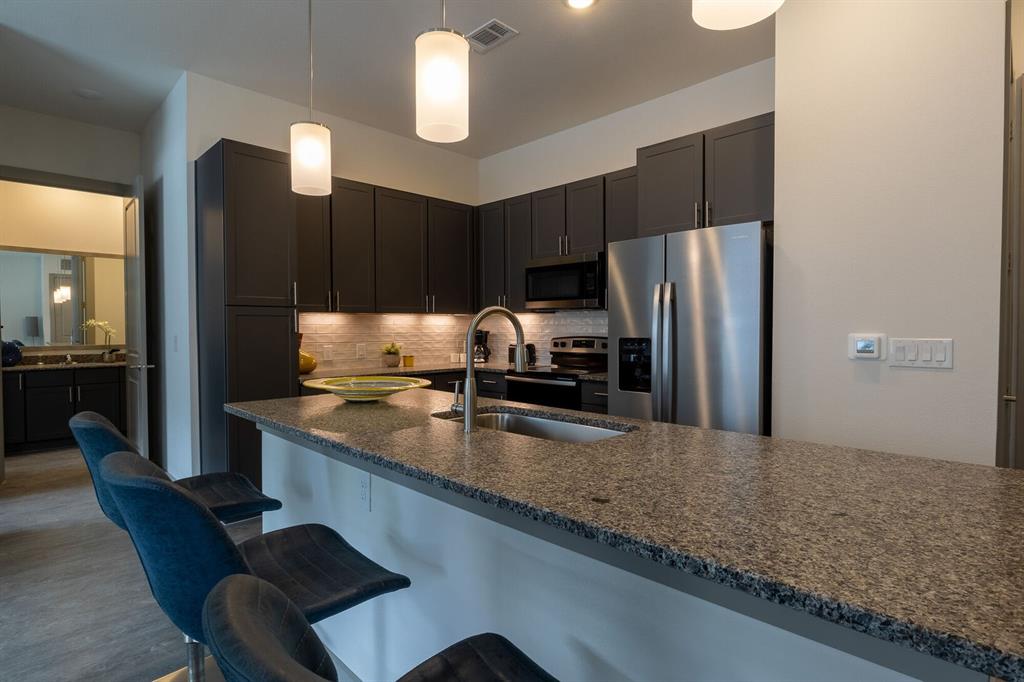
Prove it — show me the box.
[441,412,627,443]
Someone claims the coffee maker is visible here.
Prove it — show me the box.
[473,330,491,363]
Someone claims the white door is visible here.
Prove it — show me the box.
[123,178,151,457]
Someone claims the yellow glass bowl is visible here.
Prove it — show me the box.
[302,376,432,402]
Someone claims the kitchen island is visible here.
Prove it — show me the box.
[226,390,1023,682]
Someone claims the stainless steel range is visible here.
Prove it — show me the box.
[506,336,608,410]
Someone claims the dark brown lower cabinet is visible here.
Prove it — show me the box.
[23,370,76,442]
[224,306,298,488]
[2,372,25,445]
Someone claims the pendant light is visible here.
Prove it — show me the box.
[692,0,785,31]
[290,0,331,195]
[415,0,469,143]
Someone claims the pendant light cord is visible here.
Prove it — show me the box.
[441,0,446,28]
[308,0,314,120]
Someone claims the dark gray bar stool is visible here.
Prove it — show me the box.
[203,574,559,682]
[69,411,281,528]
[100,451,411,681]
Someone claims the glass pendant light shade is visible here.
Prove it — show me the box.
[692,0,785,31]
[290,121,332,196]
[415,29,469,143]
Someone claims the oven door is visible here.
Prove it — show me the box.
[506,375,582,409]
[524,254,604,310]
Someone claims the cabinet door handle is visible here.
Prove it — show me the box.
[481,379,497,385]
[426,295,430,312]
[565,234,570,254]
[68,386,73,404]
[77,386,82,402]
[292,281,298,306]
[432,295,436,312]
[705,200,711,228]
[327,290,332,311]
[693,201,699,229]
[293,309,298,332]
[335,290,340,311]
[593,391,608,397]
[18,374,23,390]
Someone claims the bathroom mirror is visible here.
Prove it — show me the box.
[0,249,126,348]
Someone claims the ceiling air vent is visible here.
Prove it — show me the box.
[466,19,519,54]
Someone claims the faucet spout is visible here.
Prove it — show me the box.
[462,305,527,433]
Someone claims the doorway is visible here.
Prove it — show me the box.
[0,168,151,479]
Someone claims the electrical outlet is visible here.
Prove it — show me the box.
[359,472,371,512]
[356,343,366,359]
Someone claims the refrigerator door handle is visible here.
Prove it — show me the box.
[651,282,663,422]
[661,281,675,422]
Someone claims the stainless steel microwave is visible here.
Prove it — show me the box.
[524,253,605,310]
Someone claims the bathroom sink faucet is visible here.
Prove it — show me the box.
[459,306,528,433]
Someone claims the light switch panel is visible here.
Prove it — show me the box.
[888,338,953,369]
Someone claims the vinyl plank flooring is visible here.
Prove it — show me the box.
[0,449,259,682]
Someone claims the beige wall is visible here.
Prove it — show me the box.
[0,180,124,256]
[186,73,478,204]
[85,256,126,346]
[0,104,139,185]
[773,0,1005,465]
[477,59,774,203]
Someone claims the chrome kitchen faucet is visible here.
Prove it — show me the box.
[455,306,528,432]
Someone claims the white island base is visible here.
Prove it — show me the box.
[261,430,981,682]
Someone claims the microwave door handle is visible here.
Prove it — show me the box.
[651,282,663,422]
[662,281,675,423]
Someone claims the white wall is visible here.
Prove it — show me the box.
[186,73,478,204]
[0,180,124,256]
[0,104,139,185]
[773,0,1005,465]
[141,73,195,479]
[477,59,775,203]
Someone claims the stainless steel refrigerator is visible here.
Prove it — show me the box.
[608,221,771,435]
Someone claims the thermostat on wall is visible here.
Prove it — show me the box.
[848,333,887,360]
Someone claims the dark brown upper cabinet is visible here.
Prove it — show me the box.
[477,200,506,309]
[505,194,532,312]
[530,186,566,259]
[427,198,474,314]
[375,187,428,313]
[604,167,638,245]
[220,141,297,307]
[295,195,331,312]
[704,112,774,227]
[331,178,376,313]
[565,175,605,254]
[637,132,704,236]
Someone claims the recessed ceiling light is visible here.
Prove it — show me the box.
[565,0,596,9]
[73,87,103,100]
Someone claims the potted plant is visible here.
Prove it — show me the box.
[382,342,402,367]
[82,319,116,346]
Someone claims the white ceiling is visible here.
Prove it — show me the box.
[0,0,774,158]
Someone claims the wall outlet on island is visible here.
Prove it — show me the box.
[356,343,366,359]
[359,472,371,512]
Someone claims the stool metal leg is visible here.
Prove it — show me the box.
[185,634,205,682]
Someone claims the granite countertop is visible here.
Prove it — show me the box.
[3,361,127,372]
[301,363,608,383]
[226,389,1024,680]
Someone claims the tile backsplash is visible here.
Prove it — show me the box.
[299,311,608,371]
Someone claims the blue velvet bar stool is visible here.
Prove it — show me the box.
[99,451,412,682]
[203,574,559,682]
[69,411,281,528]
